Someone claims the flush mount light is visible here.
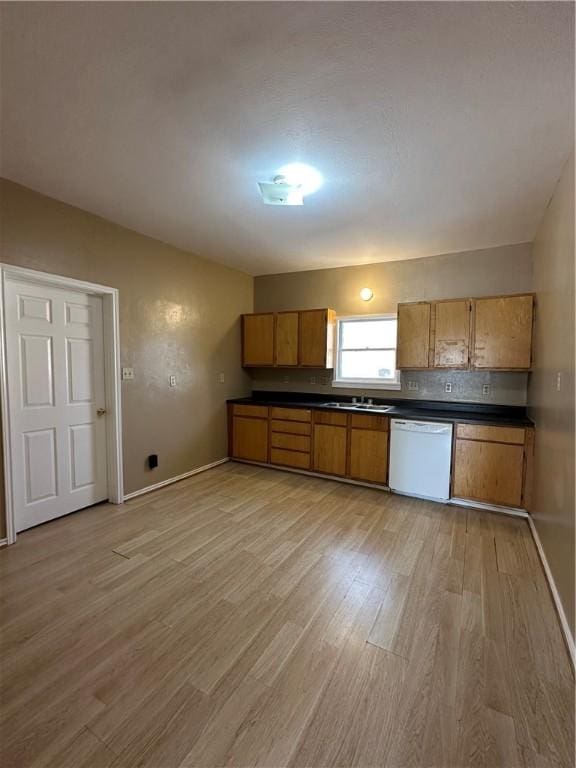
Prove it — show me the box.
[258,175,303,206]
[258,163,323,206]
[360,287,374,302]
[276,163,323,196]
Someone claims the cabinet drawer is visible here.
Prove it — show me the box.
[350,414,389,431]
[314,411,348,427]
[271,448,311,470]
[270,419,311,436]
[456,423,525,445]
[232,404,269,419]
[270,407,311,422]
[271,433,311,452]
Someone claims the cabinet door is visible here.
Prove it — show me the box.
[433,300,471,368]
[349,429,388,484]
[452,439,524,507]
[313,424,347,475]
[299,310,332,367]
[232,416,268,462]
[242,313,275,366]
[397,303,431,369]
[275,312,299,366]
[472,295,533,369]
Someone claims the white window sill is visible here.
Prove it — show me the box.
[332,380,402,391]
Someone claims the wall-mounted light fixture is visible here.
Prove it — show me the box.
[359,287,374,302]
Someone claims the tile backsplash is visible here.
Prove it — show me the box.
[250,368,529,406]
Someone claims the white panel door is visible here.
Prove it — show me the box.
[5,279,108,531]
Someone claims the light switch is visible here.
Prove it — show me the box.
[122,367,134,380]
[556,372,562,392]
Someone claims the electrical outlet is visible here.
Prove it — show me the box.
[310,376,316,384]
[218,372,225,384]
[169,375,176,387]
[283,375,290,384]
[407,381,419,391]
[122,367,134,380]
[482,383,490,395]
[556,372,562,392]
[445,382,452,393]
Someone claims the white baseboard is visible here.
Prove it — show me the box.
[0,538,7,548]
[527,515,575,668]
[123,458,229,501]
[449,497,529,519]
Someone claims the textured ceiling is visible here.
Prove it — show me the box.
[1,2,573,275]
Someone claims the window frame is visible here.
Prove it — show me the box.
[332,313,401,390]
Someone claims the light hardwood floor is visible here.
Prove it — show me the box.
[0,462,573,767]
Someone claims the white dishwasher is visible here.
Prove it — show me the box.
[389,419,453,502]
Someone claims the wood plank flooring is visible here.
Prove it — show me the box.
[0,461,573,767]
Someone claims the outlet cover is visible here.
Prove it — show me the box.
[169,375,176,387]
[407,381,419,391]
[482,383,490,395]
[122,367,134,380]
[445,382,452,393]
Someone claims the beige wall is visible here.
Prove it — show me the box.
[0,179,253,537]
[528,152,575,639]
[254,243,533,405]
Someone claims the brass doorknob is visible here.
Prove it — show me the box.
[97,408,107,416]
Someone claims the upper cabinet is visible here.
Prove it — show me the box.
[397,293,534,371]
[242,308,335,369]
[299,309,336,368]
[275,311,299,366]
[396,302,431,369]
[433,299,471,369]
[472,295,534,370]
[242,313,275,366]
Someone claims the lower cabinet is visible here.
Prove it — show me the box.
[349,428,388,484]
[231,405,269,462]
[269,406,312,470]
[229,405,533,510]
[452,424,528,508]
[312,412,348,476]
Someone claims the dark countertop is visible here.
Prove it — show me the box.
[228,391,534,428]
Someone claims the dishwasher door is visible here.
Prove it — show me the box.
[389,419,453,501]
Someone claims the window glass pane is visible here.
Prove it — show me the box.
[341,318,397,349]
[339,350,397,380]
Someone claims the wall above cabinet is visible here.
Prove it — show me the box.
[397,293,534,371]
[242,309,336,369]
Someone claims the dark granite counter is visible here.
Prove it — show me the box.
[228,391,533,428]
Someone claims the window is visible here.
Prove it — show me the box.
[333,314,400,389]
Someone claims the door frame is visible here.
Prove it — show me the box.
[0,264,124,544]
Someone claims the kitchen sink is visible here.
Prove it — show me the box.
[353,404,393,412]
[322,402,393,412]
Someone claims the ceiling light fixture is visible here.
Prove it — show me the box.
[276,163,323,196]
[360,287,374,302]
[258,163,323,206]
